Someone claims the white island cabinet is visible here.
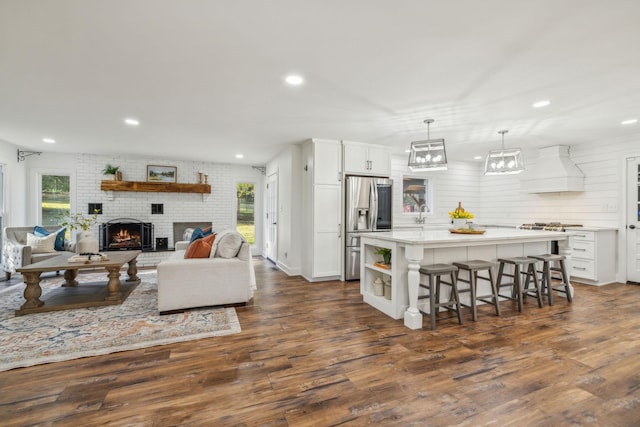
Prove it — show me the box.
[360,228,571,329]
[565,227,617,286]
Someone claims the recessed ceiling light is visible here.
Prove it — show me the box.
[473,156,483,160]
[404,149,411,153]
[285,75,304,86]
[532,100,551,108]
[621,119,638,125]
[42,138,55,144]
[124,118,139,126]
[235,154,244,159]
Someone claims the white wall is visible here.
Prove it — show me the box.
[391,155,482,226]
[9,150,263,250]
[266,145,302,275]
[478,137,640,228]
[0,139,27,226]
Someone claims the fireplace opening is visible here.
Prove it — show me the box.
[100,218,154,251]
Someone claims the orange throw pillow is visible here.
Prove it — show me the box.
[184,233,216,258]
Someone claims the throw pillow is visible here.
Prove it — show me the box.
[184,233,216,259]
[33,226,67,251]
[26,232,57,254]
[202,226,214,236]
[190,227,205,243]
[215,231,244,259]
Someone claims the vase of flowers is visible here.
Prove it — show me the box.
[449,202,474,229]
[59,210,100,253]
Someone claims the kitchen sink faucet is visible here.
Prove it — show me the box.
[415,205,427,224]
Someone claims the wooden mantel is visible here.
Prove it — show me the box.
[100,180,211,194]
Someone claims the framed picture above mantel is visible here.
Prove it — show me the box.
[147,165,177,183]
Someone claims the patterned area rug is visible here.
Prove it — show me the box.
[0,271,240,372]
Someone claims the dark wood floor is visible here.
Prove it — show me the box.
[1,259,640,426]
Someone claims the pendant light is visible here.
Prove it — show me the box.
[484,130,524,175]
[408,119,448,171]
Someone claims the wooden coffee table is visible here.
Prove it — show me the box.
[15,250,142,316]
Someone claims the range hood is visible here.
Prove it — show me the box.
[520,145,584,193]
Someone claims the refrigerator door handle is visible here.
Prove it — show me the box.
[370,180,378,230]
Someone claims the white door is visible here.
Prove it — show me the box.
[627,157,640,282]
[266,172,278,263]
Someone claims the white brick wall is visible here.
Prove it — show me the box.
[75,153,263,265]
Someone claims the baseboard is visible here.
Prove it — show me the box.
[276,261,301,276]
[301,274,342,282]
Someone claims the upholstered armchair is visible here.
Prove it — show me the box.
[2,226,75,279]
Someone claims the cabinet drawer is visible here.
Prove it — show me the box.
[571,258,595,280]
[572,240,595,259]
[571,230,595,241]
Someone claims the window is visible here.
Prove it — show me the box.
[236,182,255,244]
[41,174,70,226]
[402,177,431,215]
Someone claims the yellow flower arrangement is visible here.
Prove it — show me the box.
[448,202,474,219]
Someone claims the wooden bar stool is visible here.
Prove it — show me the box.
[417,263,463,330]
[453,260,501,321]
[528,254,572,305]
[496,257,543,312]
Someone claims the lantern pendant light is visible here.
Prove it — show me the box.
[408,119,448,172]
[484,130,524,175]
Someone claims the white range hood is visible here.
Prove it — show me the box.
[520,145,584,193]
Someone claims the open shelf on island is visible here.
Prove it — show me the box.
[101,180,211,194]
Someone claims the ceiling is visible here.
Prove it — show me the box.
[1,0,639,166]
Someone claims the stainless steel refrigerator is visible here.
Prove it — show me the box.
[344,175,393,280]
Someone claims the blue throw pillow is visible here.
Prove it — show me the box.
[202,226,214,236]
[54,227,66,251]
[33,225,49,238]
[33,226,67,251]
[190,227,205,243]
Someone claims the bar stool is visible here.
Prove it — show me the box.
[453,260,501,321]
[528,254,572,306]
[417,263,463,330]
[496,257,543,312]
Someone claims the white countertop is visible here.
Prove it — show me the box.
[565,226,619,232]
[362,228,568,245]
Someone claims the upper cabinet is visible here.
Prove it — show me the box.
[313,139,342,185]
[342,140,391,176]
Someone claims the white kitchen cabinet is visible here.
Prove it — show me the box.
[301,139,342,281]
[343,140,391,176]
[565,228,617,286]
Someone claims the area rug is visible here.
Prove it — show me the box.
[0,271,241,372]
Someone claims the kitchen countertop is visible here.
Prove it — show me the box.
[565,226,619,231]
[363,227,568,245]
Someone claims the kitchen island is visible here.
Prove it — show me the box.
[360,228,571,329]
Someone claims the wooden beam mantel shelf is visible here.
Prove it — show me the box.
[101,180,211,194]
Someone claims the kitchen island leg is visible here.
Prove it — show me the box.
[404,244,424,329]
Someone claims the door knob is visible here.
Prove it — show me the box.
[630,224,636,229]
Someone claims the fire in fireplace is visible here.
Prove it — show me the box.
[100,218,154,251]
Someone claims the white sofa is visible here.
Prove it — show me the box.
[157,233,256,313]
